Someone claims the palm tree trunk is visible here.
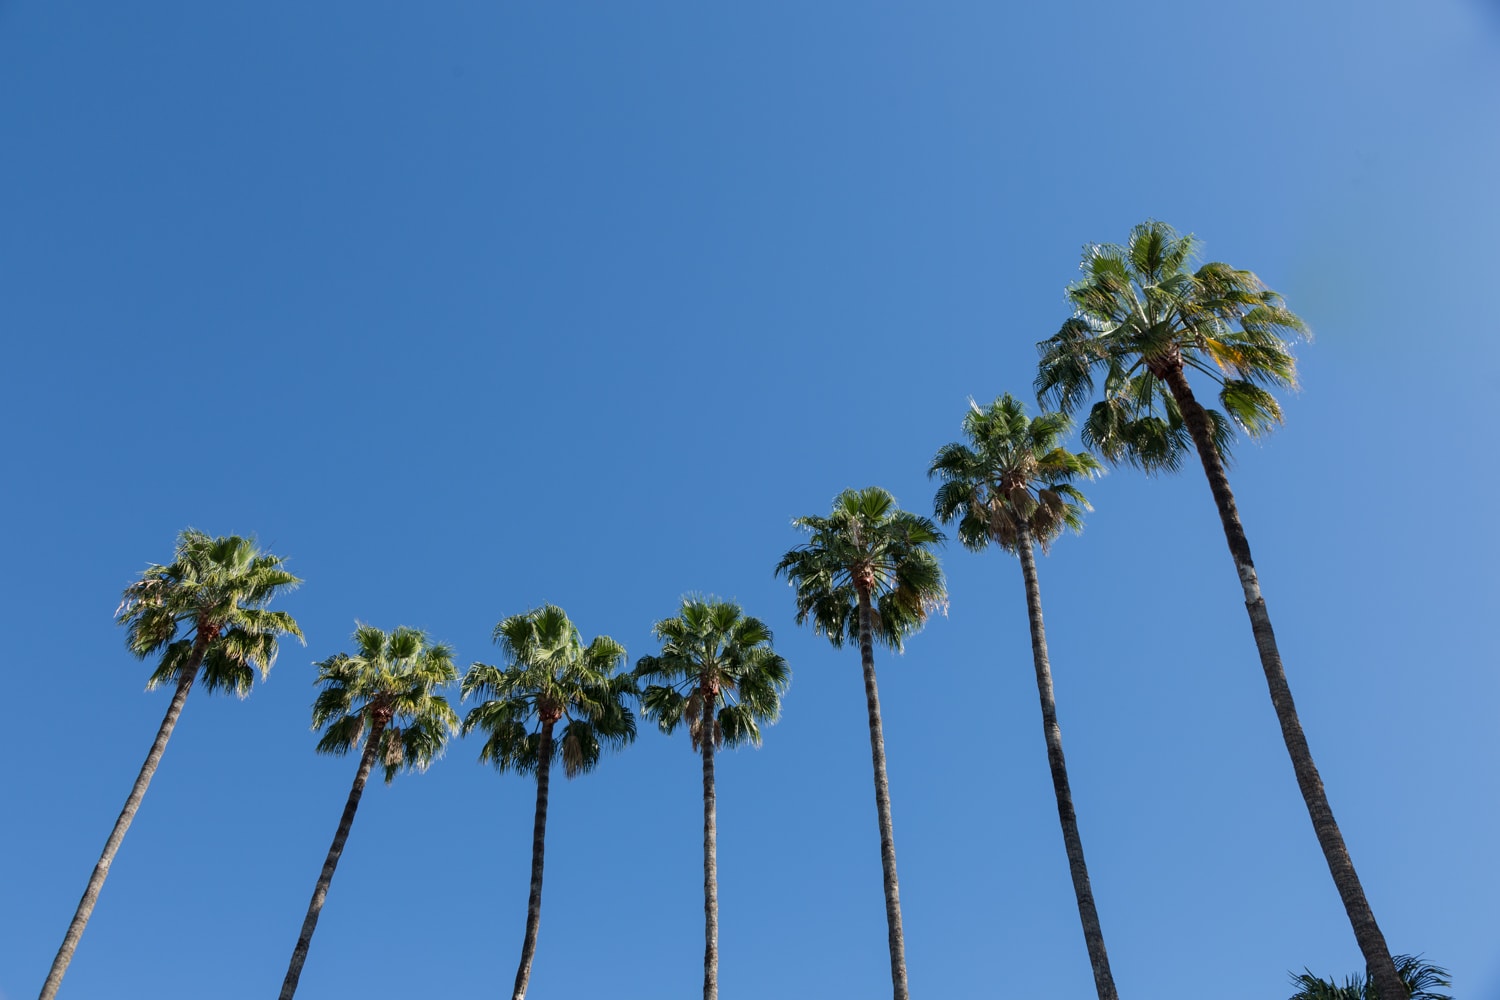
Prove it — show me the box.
[1015,529,1119,1000]
[512,721,554,1000]
[1161,365,1406,1000]
[277,714,388,1000]
[855,586,909,1000]
[39,629,213,1000]
[701,678,719,1000]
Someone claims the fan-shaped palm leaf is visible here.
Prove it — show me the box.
[1288,954,1452,1000]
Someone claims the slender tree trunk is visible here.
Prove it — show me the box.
[277,714,389,1000]
[512,721,554,1000]
[855,586,909,1000]
[1015,529,1119,1000]
[39,628,215,1000]
[701,676,719,1000]
[1161,365,1406,1000]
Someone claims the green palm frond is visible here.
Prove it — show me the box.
[462,605,635,778]
[315,714,367,756]
[1036,220,1307,471]
[309,624,459,784]
[776,488,947,654]
[1287,954,1451,1000]
[121,529,302,695]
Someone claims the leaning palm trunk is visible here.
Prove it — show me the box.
[701,679,719,1000]
[1015,527,1119,1000]
[278,715,390,1000]
[855,586,909,1000]
[1160,366,1406,1000]
[512,721,554,1000]
[40,629,214,1000]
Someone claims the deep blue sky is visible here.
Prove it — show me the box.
[3,3,1497,998]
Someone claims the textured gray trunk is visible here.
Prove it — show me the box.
[701,676,719,1000]
[39,627,214,1000]
[1161,365,1406,1000]
[1015,528,1119,1000]
[277,714,388,1000]
[512,721,554,1000]
[855,585,909,1000]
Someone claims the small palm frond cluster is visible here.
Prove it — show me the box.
[311,623,461,783]
[775,486,947,652]
[461,604,636,779]
[116,529,303,696]
[1035,220,1307,473]
[929,393,1101,554]
[635,598,789,751]
[1287,954,1453,1000]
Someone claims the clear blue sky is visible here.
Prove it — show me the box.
[3,3,1496,998]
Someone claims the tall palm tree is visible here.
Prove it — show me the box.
[929,394,1117,1000]
[461,605,636,1000]
[1288,955,1452,1000]
[278,623,459,1000]
[40,530,301,1000]
[774,487,946,1000]
[1035,220,1405,999]
[635,598,790,1000]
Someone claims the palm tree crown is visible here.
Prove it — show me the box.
[930,394,1100,554]
[118,528,304,692]
[774,486,947,650]
[1035,219,1307,471]
[1288,955,1452,1000]
[461,604,636,777]
[311,623,460,782]
[636,598,790,751]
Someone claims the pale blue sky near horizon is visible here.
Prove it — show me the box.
[2,3,1497,998]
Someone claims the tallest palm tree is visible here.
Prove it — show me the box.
[1035,220,1406,1000]
[40,530,302,1000]
[776,487,946,1000]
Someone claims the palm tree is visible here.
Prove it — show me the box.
[929,394,1117,1000]
[774,487,946,1000]
[461,605,636,1000]
[1288,954,1452,1000]
[278,623,459,999]
[635,598,790,1000]
[40,530,301,1000]
[1035,220,1405,999]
